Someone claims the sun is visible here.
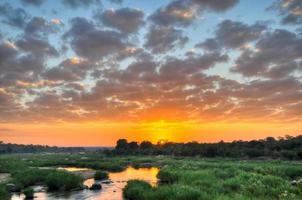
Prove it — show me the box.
[157,139,168,145]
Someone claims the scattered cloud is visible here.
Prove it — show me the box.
[96,8,145,34]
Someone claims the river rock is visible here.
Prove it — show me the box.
[6,183,21,192]
[89,183,102,190]
[291,179,302,186]
[101,180,112,184]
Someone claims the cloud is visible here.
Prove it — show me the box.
[64,17,129,60]
[232,29,302,77]
[24,17,62,37]
[43,57,94,81]
[215,20,267,48]
[0,3,29,28]
[21,0,46,7]
[144,26,188,54]
[107,0,122,4]
[149,0,238,27]
[149,0,198,27]
[196,20,267,51]
[62,0,100,9]
[271,0,302,25]
[16,35,59,57]
[0,0,302,124]
[96,8,145,34]
[51,18,64,25]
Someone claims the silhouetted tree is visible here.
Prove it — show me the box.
[112,135,302,160]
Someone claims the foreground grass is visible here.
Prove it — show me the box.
[1,153,302,199]
[124,159,302,200]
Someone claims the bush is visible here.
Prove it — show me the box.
[222,178,241,193]
[12,168,48,188]
[157,170,178,184]
[0,184,9,200]
[158,185,202,200]
[11,168,83,191]
[123,180,151,200]
[94,170,108,180]
[45,170,83,191]
[23,187,34,199]
[281,151,296,160]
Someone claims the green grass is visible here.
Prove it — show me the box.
[0,184,9,200]
[94,170,109,180]
[11,168,83,191]
[23,187,34,199]
[1,153,302,199]
[124,159,302,200]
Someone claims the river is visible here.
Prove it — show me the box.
[11,166,159,200]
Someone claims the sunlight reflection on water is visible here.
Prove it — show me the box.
[11,167,159,200]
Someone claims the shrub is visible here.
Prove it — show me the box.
[222,178,241,193]
[0,184,9,200]
[157,170,178,184]
[45,170,82,191]
[94,170,108,180]
[123,180,151,200]
[23,187,34,199]
[12,168,48,188]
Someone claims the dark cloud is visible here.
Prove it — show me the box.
[149,0,238,27]
[159,52,229,81]
[149,0,198,27]
[215,20,267,48]
[21,0,45,6]
[192,0,239,12]
[16,36,59,57]
[197,20,267,51]
[144,26,188,54]
[107,0,122,4]
[0,41,45,88]
[44,67,81,81]
[264,61,302,79]
[62,0,100,9]
[64,17,129,60]
[232,29,302,77]
[24,17,61,37]
[271,0,302,25]
[0,3,30,28]
[43,57,94,81]
[96,8,145,34]
[195,38,220,52]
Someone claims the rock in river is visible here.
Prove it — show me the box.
[89,183,102,190]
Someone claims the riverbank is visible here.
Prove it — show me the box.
[0,153,302,199]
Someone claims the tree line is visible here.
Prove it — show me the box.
[111,135,302,160]
[0,141,84,154]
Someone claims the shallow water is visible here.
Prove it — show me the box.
[11,166,159,200]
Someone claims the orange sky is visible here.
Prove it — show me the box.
[1,0,302,147]
[0,121,301,146]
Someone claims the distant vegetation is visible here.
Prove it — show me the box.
[0,141,85,154]
[112,135,302,160]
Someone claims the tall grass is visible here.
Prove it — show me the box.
[12,168,82,191]
[124,159,302,200]
[0,184,9,200]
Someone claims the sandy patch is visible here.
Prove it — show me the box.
[0,173,11,183]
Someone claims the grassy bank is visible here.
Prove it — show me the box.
[1,153,302,199]
[124,159,302,200]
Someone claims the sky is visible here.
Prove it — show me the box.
[0,0,302,146]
